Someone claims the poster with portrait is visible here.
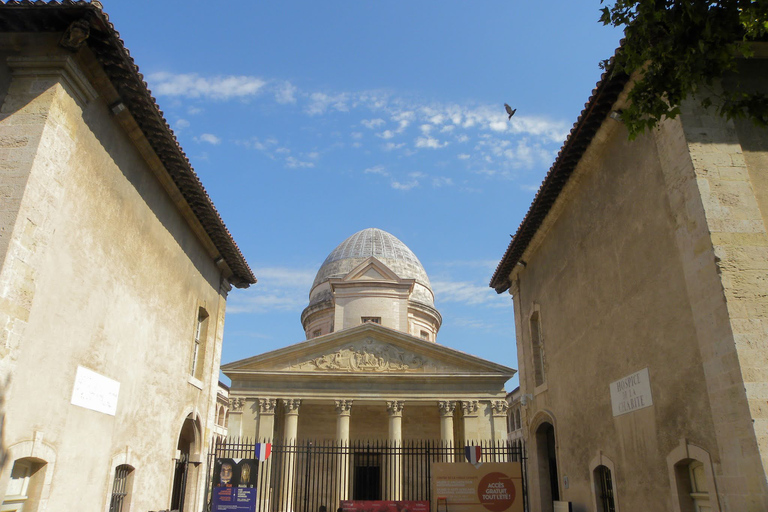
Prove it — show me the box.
[213,458,258,488]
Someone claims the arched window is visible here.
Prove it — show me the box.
[530,310,546,387]
[515,409,521,431]
[667,440,718,512]
[225,411,229,428]
[687,461,711,511]
[109,464,135,512]
[594,465,616,512]
[2,457,47,512]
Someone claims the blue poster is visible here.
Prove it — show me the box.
[212,486,257,512]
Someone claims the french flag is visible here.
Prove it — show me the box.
[465,445,482,465]
[255,442,272,461]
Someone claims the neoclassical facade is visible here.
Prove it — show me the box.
[224,229,514,477]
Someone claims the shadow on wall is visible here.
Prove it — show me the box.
[0,376,9,473]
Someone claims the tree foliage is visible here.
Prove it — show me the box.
[600,0,768,138]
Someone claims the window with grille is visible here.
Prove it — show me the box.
[109,464,133,512]
[595,465,616,512]
[530,311,546,387]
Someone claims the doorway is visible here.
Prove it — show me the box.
[535,422,559,512]
[353,452,381,500]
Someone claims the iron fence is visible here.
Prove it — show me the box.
[204,438,527,512]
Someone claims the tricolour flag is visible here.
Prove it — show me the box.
[465,445,482,464]
[255,442,272,461]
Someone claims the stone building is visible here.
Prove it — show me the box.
[0,3,255,512]
[224,228,514,503]
[490,48,768,511]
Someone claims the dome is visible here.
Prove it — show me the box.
[309,228,433,306]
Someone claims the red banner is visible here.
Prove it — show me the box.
[341,500,430,512]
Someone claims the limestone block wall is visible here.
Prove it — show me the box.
[512,115,721,511]
[0,41,228,512]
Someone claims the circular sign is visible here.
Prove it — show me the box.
[477,472,516,512]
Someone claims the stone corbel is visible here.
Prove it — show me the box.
[258,398,277,415]
[228,397,245,413]
[438,400,457,417]
[387,400,405,417]
[283,398,301,415]
[491,400,510,416]
[335,399,353,416]
[461,400,479,417]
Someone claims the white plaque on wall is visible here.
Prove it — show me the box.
[610,367,653,417]
[70,366,120,416]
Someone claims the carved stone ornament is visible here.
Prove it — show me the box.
[438,400,457,417]
[283,399,302,414]
[387,400,405,417]
[335,399,353,415]
[461,400,479,415]
[229,397,245,412]
[289,339,429,373]
[258,398,277,415]
[59,19,90,51]
[492,400,509,416]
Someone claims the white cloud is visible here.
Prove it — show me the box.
[361,118,386,129]
[432,280,505,307]
[275,81,298,104]
[377,130,396,140]
[415,136,449,149]
[351,132,363,139]
[419,124,433,134]
[285,156,315,169]
[307,92,350,115]
[364,165,389,176]
[149,72,266,99]
[195,133,221,145]
[227,266,316,314]
[391,180,419,191]
[175,119,190,129]
[384,142,406,151]
[432,176,454,187]
[458,153,470,160]
[187,106,202,115]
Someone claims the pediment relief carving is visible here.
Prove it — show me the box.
[286,338,449,373]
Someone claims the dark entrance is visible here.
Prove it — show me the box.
[535,422,559,512]
[352,452,381,500]
[171,417,198,511]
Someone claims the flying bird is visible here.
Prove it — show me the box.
[504,104,516,119]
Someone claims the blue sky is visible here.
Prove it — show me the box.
[104,1,623,388]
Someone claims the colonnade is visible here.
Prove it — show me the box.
[227,397,509,511]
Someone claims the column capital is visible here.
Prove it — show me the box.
[461,400,479,417]
[229,397,245,412]
[438,400,457,417]
[283,399,302,415]
[335,399,354,416]
[491,400,509,417]
[258,398,277,415]
[387,400,405,417]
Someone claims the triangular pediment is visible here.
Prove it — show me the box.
[222,323,514,378]
[341,257,403,283]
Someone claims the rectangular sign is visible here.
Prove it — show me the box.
[610,367,653,417]
[342,501,429,512]
[431,462,523,512]
[212,487,256,512]
[70,366,120,416]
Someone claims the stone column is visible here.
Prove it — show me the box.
[387,400,404,500]
[335,399,353,505]
[461,400,480,443]
[227,397,245,439]
[257,398,277,510]
[281,399,301,512]
[491,401,510,462]
[438,401,457,461]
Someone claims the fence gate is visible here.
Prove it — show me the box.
[204,438,527,512]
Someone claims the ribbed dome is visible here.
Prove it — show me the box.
[309,228,433,305]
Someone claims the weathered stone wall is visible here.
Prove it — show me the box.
[0,39,228,512]
[511,61,768,511]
